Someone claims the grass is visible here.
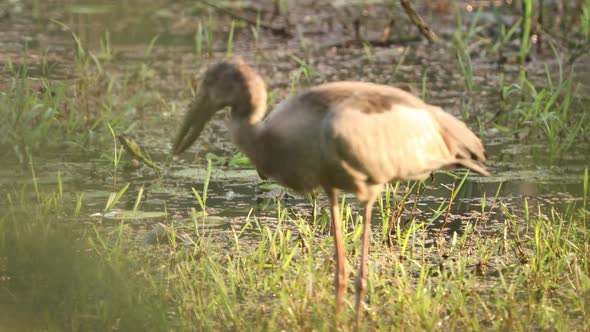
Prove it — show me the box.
[520,0,534,64]
[1,168,588,330]
[452,6,483,94]
[495,47,588,157]
[583,0,590,41]
[0,23,169,163]
[226,20,236,57]
[451,3,588,156]
[170,170,589,331]
[192,157,212,214]
[450,0,589,156]
[456,49,474,92]
[0,178,169,331]
[0,54,98,160]
[287,54,321,94]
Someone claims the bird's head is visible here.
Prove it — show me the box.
[173,57,266,154]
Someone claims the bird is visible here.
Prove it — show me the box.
[173,57,489,330]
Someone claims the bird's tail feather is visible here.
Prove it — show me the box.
[431,106,490,176]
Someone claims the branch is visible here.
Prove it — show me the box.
[399,0,439,43]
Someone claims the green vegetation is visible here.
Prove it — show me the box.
[520,0,533,64]
[0,57,98,160]
[1,168,588,330]
[0,23,168,162]
[582,0,590,41]
[1,179,169,331]
[451,2,589,156]
[495,51,587,157]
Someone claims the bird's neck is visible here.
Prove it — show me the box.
[230,88,267,154]
[229,69,268,165]
[232,102,267,126]
[230,116,263,166]
[231,67,268,126]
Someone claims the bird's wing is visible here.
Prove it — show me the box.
[323,98,488,185]
[428,106,489,176]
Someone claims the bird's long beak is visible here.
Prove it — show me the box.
[172,94,214,155]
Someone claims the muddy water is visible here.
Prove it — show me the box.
[0,0,588,238]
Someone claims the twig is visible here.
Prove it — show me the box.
[399,0,439,43]
[387,193,406,243]
[437,182,456,237]
[196,0,291,37]
[408,182,421,222]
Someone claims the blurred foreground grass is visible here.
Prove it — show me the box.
[0,169,588,331]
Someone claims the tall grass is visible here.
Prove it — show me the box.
[226,20,236,57]
[582,0,590,40]
[520,0,534,64]
[0,24,160,161]
[453,7,482,93]
[497,47,587,156]
[457,49,473,92]
[0,178,170,330]
[0,53,94,159]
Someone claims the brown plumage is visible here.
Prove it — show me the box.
[173,58,489,330]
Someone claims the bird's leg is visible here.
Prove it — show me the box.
[327,189,347,322]
[355,197,375,331]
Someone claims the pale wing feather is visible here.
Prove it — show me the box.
[328,105,454,184]
[429,106,489,175]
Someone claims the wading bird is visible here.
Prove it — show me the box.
[173,58,489,330]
